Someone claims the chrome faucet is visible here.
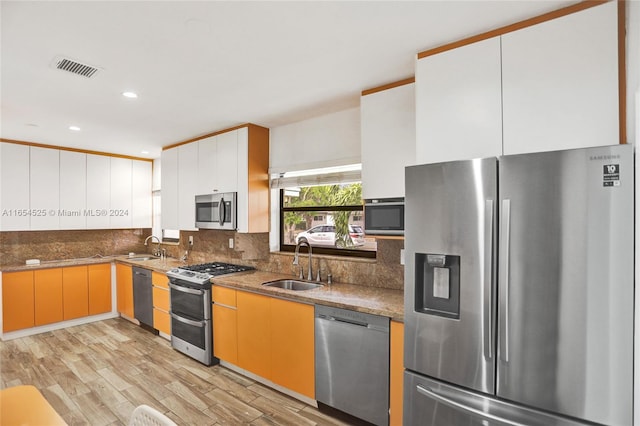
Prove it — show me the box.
[293,240,313,281]
[144,235,162,257]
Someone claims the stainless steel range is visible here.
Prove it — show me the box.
[166,262,254,365]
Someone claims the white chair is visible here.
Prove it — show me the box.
[128,404,178,426]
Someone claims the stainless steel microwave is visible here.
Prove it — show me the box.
[364,198,404,236]
[195,192,237,230]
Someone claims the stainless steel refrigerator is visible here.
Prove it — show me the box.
[403,144,634,426]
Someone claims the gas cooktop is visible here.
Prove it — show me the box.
[167,262,254,285]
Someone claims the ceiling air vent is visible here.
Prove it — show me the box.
[52,56,100,78]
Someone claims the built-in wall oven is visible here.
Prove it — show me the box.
[166,262,254,366]
[364,197,404,236]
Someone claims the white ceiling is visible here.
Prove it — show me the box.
[1,1,575,159]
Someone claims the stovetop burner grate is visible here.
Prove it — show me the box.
[180,262,254,276]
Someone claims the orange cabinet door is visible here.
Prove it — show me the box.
[236,291,271,378]
[153,308,170,335]
[390,320,404,426]
[270,298,315,399]
[88,263,112,315]
[213,303,238,364]
[62,266,89,320]
[34,268,63,326]
[2,271,34,332]
[152,287,169,312]
[151,271,168,289]
[212,286,236,306]
[115,263,134,318]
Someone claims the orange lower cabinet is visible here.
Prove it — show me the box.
[34,268,63,326]
[153,308,170,335]
[115,263,134,318]
[213,302,238,363]
[390,320,404,426]
[151,271,168,289]
[212,286,238,363]
[88,263,111,315]
[270,298,314,399]
[2,271,35,332]
[152,287,169,312]
[236,291,271,378]
[152,284,170,336]
[62,266,89,320]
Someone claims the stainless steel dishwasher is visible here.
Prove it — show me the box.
[132,267,153,327]
[315,305,390,426]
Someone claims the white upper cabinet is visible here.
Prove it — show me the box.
[216,130,239,193]
[178,142,198,231]
[131,160,152,228]
[164,125,269,233]
[415,2,619,162]
[161,147,179,230]
[415,37,503,164]
[59,150,87,230]
[0,142,152,231]
[501,1,619,155]
[197,135,218,195]
[361,82,416,199]
[86,154,111,229]
[29,147,60,230]
[0,143,30,231]
[197,130,239,195]
[110,157,133,229]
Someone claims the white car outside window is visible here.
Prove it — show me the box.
[295,225,365,247]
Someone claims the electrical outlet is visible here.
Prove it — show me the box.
[229,238,234,249]
[188,235,194,246]
[400,249,405,265]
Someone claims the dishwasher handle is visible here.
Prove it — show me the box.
[317,314,388,332]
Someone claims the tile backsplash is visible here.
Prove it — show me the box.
[0,229,151,267]
[1,229,404,290]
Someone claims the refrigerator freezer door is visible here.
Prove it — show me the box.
[497,144,634,426]
[404,370,591,426]
[404,158,497,393]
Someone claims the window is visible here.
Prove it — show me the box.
[280,182,376,258]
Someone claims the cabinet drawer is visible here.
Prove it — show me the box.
[153,308,170,335]
[151,271,168,289]
[212,286,236,307]
[152,287,169,312]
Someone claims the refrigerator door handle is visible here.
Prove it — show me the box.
[416,384,526,426]
[483,200,494,361]
[499,199,511,363]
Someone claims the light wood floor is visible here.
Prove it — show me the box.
[0,318,353,425]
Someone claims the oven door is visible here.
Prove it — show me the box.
[364,199,404,235]
[170,312,208,351]
[169,280,210,319]
[195,192,237,230]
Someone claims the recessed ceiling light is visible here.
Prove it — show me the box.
[141,150,149,155]
[25,123,39,127]
[69,126,81,131]
[122,91,138,99]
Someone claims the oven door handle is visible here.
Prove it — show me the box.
[170,312,206,328]
[169,283,205,295]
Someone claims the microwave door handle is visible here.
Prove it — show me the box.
[218,197,225,226]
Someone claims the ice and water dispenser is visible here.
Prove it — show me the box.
[415,253,460,319]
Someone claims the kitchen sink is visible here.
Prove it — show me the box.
[127,256,158,261]
[262,279,324,291]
